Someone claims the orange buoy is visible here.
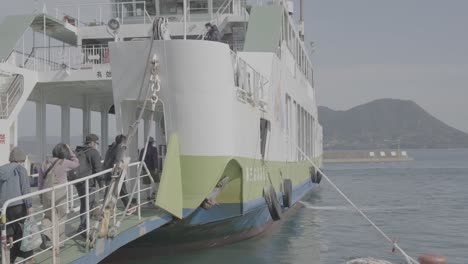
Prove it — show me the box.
[418,254,446,264]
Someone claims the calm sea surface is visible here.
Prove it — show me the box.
[127,149,468,263]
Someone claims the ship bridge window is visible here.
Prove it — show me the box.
[260,118,271,160]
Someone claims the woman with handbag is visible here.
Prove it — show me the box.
[38,143,79,248]
[0,147,35,264]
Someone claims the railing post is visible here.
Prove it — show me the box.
[85,179,90,250]
[22,36,25,68]
[143,1,146,24]
[66,185,70,214]
[51,188,57,264]
[137,167,141,220]
[1,219,8,264]
[121,3,124,24]
[77,6,80,27]
[70,185,75,210]
[68,46,71,70]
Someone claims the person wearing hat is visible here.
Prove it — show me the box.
[139,137,159,200]
[73,133,102,235]
[0,147,35,264]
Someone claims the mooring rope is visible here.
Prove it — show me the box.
[295,147,419,264]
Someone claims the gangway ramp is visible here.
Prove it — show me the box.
[1,162,173,264]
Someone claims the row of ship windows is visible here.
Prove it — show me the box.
[281,11,314,87]
[285,94,315,160]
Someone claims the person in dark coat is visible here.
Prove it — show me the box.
[74,134,102,234]
[139,137,159,199]
[0,147,35,264]
[204,22,220,41]
[103,135,135,215]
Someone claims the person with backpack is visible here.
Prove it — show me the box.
[38,143,79,247]
[204,23,221,41]
[70,134,102,235]
[0,147,35,264]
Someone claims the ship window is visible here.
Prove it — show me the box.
[160,0,182,15]
[260,118,271,160]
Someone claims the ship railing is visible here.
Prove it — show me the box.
[22,45,110,72]
[54,1,153,28]
[194,0,248,40]
[231,51,269,111]
[0,73,24,120]
[0,161,156,264]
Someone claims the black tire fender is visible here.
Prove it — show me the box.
[310,166,317,183]
[316,170,323,184]
[263,185,281,221]
[282,179,293,208]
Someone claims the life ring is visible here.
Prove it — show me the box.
[263,185,281,221]
[310,166,317,183]
[282,179,293,208]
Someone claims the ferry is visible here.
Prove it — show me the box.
[0,0,323,263]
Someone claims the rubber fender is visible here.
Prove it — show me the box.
[310,166,317,183]
[316,170,323,184]
[263,185,281,221]
[282,179,293,208]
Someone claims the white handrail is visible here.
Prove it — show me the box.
[1,161,155,264]
[56,1,150,27]
[24,45,110,72]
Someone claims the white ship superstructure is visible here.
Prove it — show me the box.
[0,1,324,263]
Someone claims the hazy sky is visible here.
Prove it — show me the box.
[2,0,468,135]
[302,0,468,132]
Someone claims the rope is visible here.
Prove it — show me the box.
[295,146,419,264]
[110,53,161,235]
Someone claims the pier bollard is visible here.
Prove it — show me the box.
[418,254,446,264]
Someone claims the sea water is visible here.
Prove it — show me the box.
[128,149,468,263]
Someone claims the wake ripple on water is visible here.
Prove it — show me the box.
[299,201,419,212]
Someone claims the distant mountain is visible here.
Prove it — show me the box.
[318,99,468,150]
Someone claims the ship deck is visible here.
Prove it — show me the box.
[34,207,170,264]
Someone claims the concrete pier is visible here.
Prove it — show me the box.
[324,149,413,164]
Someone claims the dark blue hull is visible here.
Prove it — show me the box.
[104,179,317,261]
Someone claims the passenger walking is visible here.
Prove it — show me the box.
[71,134,102,235]
[38,144,79,247]
[139,137,159,200]
[0,147,35,264]
[103,135,136,215]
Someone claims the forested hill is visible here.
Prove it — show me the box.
[318,99,468,150]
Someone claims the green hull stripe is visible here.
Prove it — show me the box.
[155,133,184,218]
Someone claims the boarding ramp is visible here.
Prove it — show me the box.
[0,161,172,264]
